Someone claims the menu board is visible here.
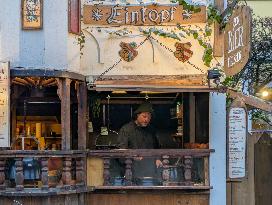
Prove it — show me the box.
[228,107,247,179]
[0,62,10,147]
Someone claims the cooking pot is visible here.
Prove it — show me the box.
[135,177,160,186]
[112,177,125,186]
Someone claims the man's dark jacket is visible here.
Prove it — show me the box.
[117,121,160,149]
[117,121,160,181]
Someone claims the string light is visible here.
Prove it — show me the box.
[262,91,269,97]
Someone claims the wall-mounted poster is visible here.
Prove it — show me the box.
[227,100,247,180]
[0,62,10,147]
[68,0,81,34]
[21,0,43,29]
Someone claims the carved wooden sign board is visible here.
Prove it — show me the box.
[224,6,251,76]
[227,99,247,180]
[83,4,206,26]
[0,62,10,147]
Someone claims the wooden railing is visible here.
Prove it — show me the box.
[0,149,213,194]
[0,150,85,192]
[88,149,213,188]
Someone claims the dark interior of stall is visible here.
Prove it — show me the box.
[87,91,210,186]
[11,80,80,151]
[88,91,209,149]
[9,78,80,187]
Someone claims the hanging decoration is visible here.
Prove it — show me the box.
[119,42,138,62]
[149,35,205,74]
[174,42,193,62]
[90,36,150,83]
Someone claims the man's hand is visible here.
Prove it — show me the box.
[156,160,163,168]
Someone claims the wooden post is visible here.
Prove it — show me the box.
[0,159,6,190]
[213,0,224,57]
[184,156,193,186]
[62,157,72,189]
[204,157,209,186]
[15,158,24,191]
[189,93,196,143]
[41,157,49,190]
[77,82,87,150]
[162,155,170,186]
[76,157,85,187]
[57,78,71,150]
[103,158,111,186]
[124,158,132,186]
[11,105,17,148]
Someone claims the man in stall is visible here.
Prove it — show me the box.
[117,102,163,185]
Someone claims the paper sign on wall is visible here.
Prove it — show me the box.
[0,62,10,147]
[228,107,247,179]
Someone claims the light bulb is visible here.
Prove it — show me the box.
[262,91,269,97]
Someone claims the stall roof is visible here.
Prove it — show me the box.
[227,89,272,113]
[11,68,85,81]
[88,74,226,93]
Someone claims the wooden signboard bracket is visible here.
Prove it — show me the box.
[213,0,224,57]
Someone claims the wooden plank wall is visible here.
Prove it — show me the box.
[87,157,104,186]
[87,193,209,205]
[0,192,209,205]
[0,194,84,205]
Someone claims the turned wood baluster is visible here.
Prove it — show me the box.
[76,157,84,187]
[103,158,110,186]
[0,159,6,190]
[41,157,49,190]
[124,158,132,186]
[162,155,170,186]
[62,157,72,189]
[184,156,193,185]
[15,158,24,191]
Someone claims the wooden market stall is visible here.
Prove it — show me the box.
[0,0,257,205]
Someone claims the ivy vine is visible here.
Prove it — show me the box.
[90,97,101,119]
[177,24,213,67]
[140,28,181,41]
[207,5,223,25]
[77,31,86,56]
[171,0,201,13]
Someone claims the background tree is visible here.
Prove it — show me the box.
[223,15,272,126]
[224,15,272,94]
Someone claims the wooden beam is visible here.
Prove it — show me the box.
[13,77,30,86]
[57,78,71,150]
[227,89,272,112]
[41,78,56,86]
[77,82,87,150]
[92,75,206,87]
[24,77,36,86]
[213,0,225,57]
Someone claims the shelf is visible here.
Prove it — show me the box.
[172,134,183,138]
[44,137,61,139]
[170,117,182,120]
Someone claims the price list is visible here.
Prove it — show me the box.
[228,107,247,179]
